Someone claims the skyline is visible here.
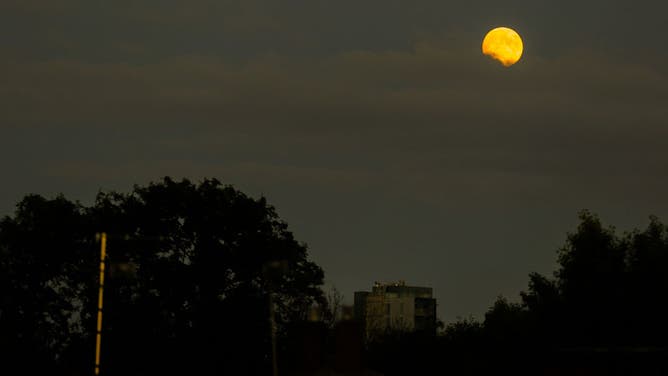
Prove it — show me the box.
[2,0,668,322]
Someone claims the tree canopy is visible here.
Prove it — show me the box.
[4,180,668,375]
[0,177,325,375]
[507,210,668,347]
[367,211,668,375]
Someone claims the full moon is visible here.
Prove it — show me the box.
[482,27,523,67]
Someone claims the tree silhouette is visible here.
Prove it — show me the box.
[0,194,94,375]
[366,210,668,375]
[0,177,325,375]
[513,210,668,348]
[323,285,344,328]
[623,215,668,345]
[555,210,627,345]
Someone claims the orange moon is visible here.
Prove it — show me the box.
[482,27,523,67]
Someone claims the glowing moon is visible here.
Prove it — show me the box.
[482,27,523,67]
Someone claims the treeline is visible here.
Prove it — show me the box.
[3,177,668,375]
[366,211,668,375]
[0,178,326,375]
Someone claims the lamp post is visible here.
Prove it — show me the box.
[268,291,278,376]
[263,260,288,376]
[91,233,150,376]
[94,232,107,376]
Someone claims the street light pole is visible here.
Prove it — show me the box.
[269,291,278,376]
[94,232,107,376]
[263,260,288,376]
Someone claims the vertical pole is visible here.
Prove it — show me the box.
[95,233,107,376]
[269,292,278,376]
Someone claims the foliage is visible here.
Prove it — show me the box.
[0,177,325,375]
[0,194,94,374]
[323,285,344,328]
[442,316,483,347]
[494,210,668,348]
[365,210,668,375]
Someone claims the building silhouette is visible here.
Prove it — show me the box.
[354,281,437,338]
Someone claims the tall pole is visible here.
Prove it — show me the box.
[95,233,107,376]
[269,292,278,376]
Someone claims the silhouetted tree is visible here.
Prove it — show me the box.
[625,216,668,345]
[555,210,627,345]
[323,285,344,328]
[505,210,668,348]
[0,194,95,375]
[483,295,529,347]
[365,210,668,375]
[0,177,325,375]
[520,272,561,345]
[442,316,484,348]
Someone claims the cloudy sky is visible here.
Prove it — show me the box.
[2,0,668,321]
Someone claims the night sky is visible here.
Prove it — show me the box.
[2,0,667,322]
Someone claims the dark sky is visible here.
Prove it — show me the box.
[2,0,668,322]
